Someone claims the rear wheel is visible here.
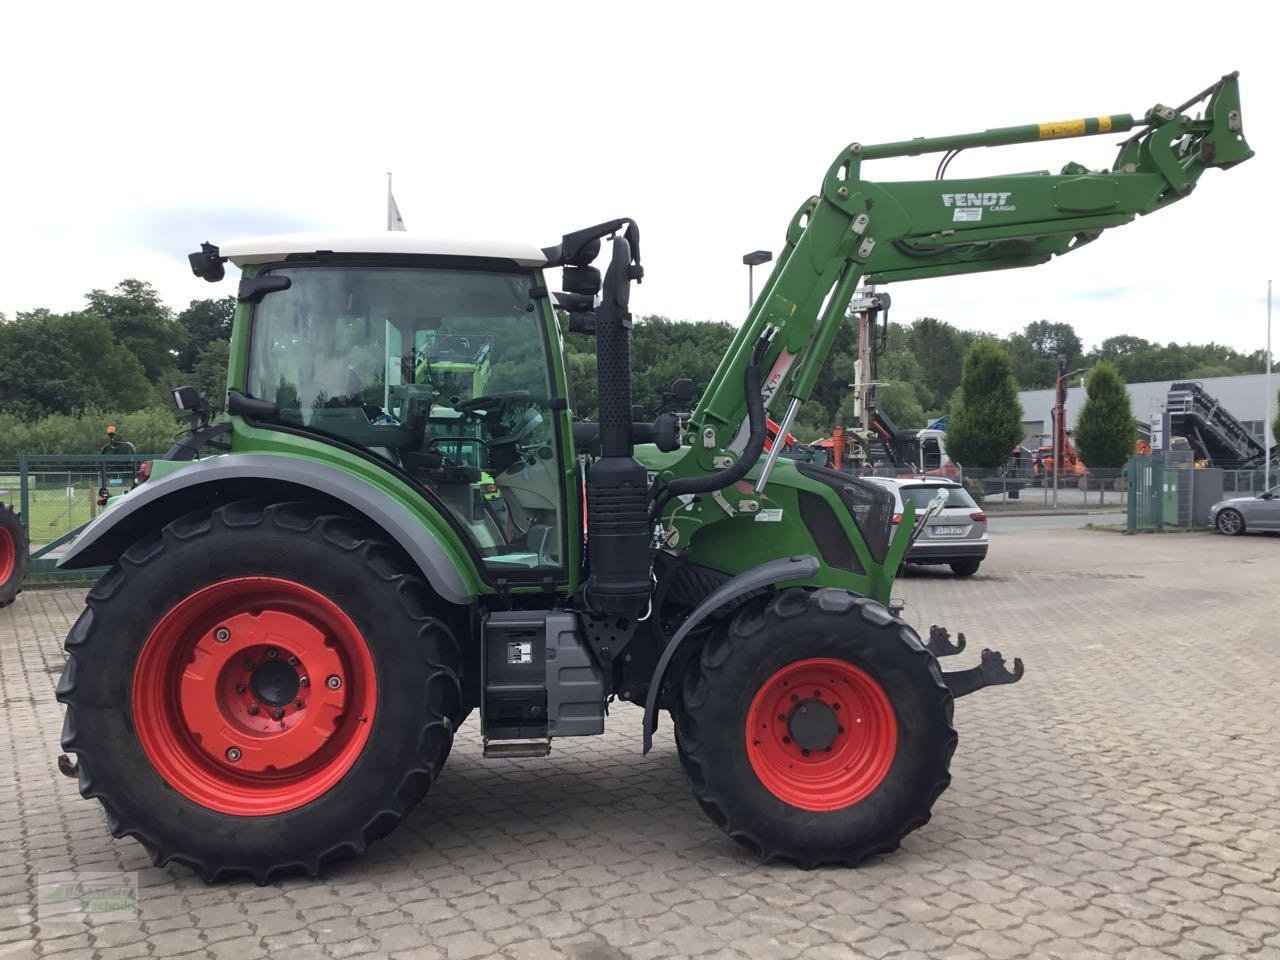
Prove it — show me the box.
[949,560,981,577]
[1216,509,1245,536]
[675,588,955,866]
[57,500,462,883]
[0,502,28,608]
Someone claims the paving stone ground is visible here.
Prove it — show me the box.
[2,524,1277,959]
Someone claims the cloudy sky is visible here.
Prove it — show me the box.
[2,2,1275,353]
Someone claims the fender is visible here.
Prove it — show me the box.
[642,553,820,754]
[58,453,472,606]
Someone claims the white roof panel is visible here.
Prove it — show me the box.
[218,232,547,268]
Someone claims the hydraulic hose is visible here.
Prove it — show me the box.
[653,333,770,520]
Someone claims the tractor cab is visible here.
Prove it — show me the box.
[229,234,571,570]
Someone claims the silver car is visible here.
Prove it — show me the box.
[1209,485,1280,535]
[866,477,989,576]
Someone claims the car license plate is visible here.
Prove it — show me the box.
[930,525,966,536]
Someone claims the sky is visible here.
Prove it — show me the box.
[2,2,1276,354]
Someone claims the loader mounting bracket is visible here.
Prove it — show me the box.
[943,648,1024,699]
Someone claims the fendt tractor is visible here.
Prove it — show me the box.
[56,75,1250,882]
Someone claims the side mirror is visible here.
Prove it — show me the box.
[172,385,206,412]
[666,378,696,404]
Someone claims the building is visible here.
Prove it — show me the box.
[1017,372,1274,451]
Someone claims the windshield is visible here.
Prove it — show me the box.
[901,485,977,510]
[246,264,565,575]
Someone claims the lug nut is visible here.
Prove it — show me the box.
[272,708,285,720]
[235,683,247,694]
[247,704,259,715]
[326,675,342,690]
[295,699,304,709]
[214,627,230,643]
[299,676,310,687]
[225,747,241,762]
[287,656,298,666]
[266,648,278,659]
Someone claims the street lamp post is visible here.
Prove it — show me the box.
[1266,279,1273,492]
[743,250,772,307]
[1052,359,1089,509]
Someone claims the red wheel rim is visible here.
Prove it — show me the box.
[745,657,897,812]
[131,578,377,816]
[0,525,14,585]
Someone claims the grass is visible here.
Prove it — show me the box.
[1,469,137,547]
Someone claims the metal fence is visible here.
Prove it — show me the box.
[11,454,153,580]
[946,466,1128,512]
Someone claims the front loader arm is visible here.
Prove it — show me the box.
[683,73,1251,472]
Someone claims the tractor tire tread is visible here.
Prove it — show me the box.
[57,499,461,885]
[675,587,956,868]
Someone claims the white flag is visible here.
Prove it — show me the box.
[388,192,406,231]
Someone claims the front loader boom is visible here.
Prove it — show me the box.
[683,73,1251,482]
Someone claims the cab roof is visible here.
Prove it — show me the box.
[218,232,548,268]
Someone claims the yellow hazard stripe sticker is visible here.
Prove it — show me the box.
[1039,118,1087,139]
[1098,115,1112,133]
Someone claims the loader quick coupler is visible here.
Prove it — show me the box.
[941,647,1025,699]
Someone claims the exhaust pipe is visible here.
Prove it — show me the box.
[585,234,653,618]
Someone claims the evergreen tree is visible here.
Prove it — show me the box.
[945,339,1023,469]
[1074,361,1136,467]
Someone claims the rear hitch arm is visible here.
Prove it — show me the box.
[943,647,1025,699]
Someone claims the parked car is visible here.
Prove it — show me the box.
[865,476,988,576]
[1209,485,1280,535]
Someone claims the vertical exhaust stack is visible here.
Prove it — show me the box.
[585,234,653,618]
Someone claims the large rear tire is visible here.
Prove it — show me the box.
[0,502,28,608]
[675,588,955,867]
[57,500,462,883]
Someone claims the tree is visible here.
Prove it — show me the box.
[191,339,232,412]
[0,309,152,418]
[85,279,187,383]
[945,339,1024,469]
[904,317,969,410]
[1073,361,1136,468]
[177,296,236,371]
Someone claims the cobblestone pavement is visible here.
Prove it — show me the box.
[2,527,1278,959]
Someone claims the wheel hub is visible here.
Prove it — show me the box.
[787,699,839,752]
[131,578,376,816]
[745,657,898,812]
[251,659,301,707]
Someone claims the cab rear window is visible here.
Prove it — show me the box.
[902,486,976,510]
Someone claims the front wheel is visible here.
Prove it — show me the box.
[57,500,462,883]
[1216,509,1245,536]
[675,588,955,866]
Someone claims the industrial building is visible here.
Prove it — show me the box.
[1017,372,1274,455]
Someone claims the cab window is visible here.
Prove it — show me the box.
[246,264,564,574]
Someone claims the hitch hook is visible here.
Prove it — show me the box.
[57,754,80,779]
[943,648,1024,699]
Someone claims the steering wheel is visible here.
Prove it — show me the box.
[452,390,531,415]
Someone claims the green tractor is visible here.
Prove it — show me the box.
[57,76,1250,882]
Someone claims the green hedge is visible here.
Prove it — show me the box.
[0,406,182,461]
